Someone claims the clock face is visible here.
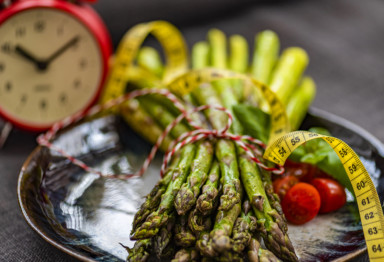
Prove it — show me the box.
[0,8,103,128]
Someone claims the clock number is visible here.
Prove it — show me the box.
[59,93,67,104]
[74,79,81,89]
[20,94,27,104]
[1,42,12,54]
[35,20,46,33]
[79,58,87,69]
[40,99,47,110]
[0,62,5,73]
[5,81,12,92]
[15,27,26,38]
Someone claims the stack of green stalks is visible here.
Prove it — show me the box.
[121,29,316,262]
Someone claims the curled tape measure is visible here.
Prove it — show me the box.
[100,20,384,261]
[264,131,384,261]
[100,20,188,103]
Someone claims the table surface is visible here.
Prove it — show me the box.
[1,0,383,261]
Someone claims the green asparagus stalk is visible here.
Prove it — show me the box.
[247,237,281,262]
[251,30,280,84]
[259,168,287,232]
[192,41,210,70]
[211,197,242,253]
[196,160,221,216]
[153,212,176,259]
[232,200,257,253]
[286,76,316,130]
[137,46,164,78]
[120,99,173,152]
[132,155,179,231]
[208,29,243,134]
[172,248,200,262]
[229,34,249,101]
[139,96,190,139]
[126,239,152,262]
[238,151,297,261]
[196,202,243,258]
[131,143,197,239]
[174,214,197,247]
[269,47,309,107]
[175,140,214,215]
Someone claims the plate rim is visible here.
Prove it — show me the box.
[17,107,384,262]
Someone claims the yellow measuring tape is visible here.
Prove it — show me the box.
[100,20,188,103]
[101,20,384,261]
[264,131,384,261]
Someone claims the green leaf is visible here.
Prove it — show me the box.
[289,127,354,196]
[233,104,270,144]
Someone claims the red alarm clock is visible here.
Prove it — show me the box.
[0,0,112,132]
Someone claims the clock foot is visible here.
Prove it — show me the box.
[0,121,13,149]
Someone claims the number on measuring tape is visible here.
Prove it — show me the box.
[264,130,384,261]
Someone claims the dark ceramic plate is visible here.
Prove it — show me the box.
[17,108,384,262]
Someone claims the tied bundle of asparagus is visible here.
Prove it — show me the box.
[121,29,316,262]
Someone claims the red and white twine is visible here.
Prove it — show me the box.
[37,88,284,180]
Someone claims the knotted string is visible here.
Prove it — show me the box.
[37,88,284,179]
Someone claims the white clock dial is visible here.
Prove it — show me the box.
[0,8,102,127]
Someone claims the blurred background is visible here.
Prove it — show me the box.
[1,0,383,261]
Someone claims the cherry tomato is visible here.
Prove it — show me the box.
[310,178,346,214]
[273,175,299,200]
[282,183,321,225]
[284,160,316,182]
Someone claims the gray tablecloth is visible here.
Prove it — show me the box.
[1,0,382,261]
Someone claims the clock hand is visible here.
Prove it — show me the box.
[15,45,46,71]
[43,36,80,66]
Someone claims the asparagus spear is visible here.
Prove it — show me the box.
[175,140,214,215]
[153,212,176,259]
[286,76,316,130]
[131,143,197,239]
[132,155,179,231]
[250,30,280,108]
[211,197,242,253]
[229,34,249,101]
[137,46,164,78]
[126,239,152,262]
[172,248,200,262]
[138,96,191,139]
[238,150,297,261]
[247,237,281,262]
[196,160,221,216]
[251,30,280,85]
[174,214,197,247]
[232,200,257,253]
[269,47,309,107]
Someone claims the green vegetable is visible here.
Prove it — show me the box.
[289,127,354,195]
[286,76,316,130]
[233,104,270,144]
[251,30,280,84]
[269,47,309,107]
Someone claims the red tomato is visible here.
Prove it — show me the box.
[284,160,316,182]
[273,175,299,200]
[310,178,346,214]
[282,183,321,225]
